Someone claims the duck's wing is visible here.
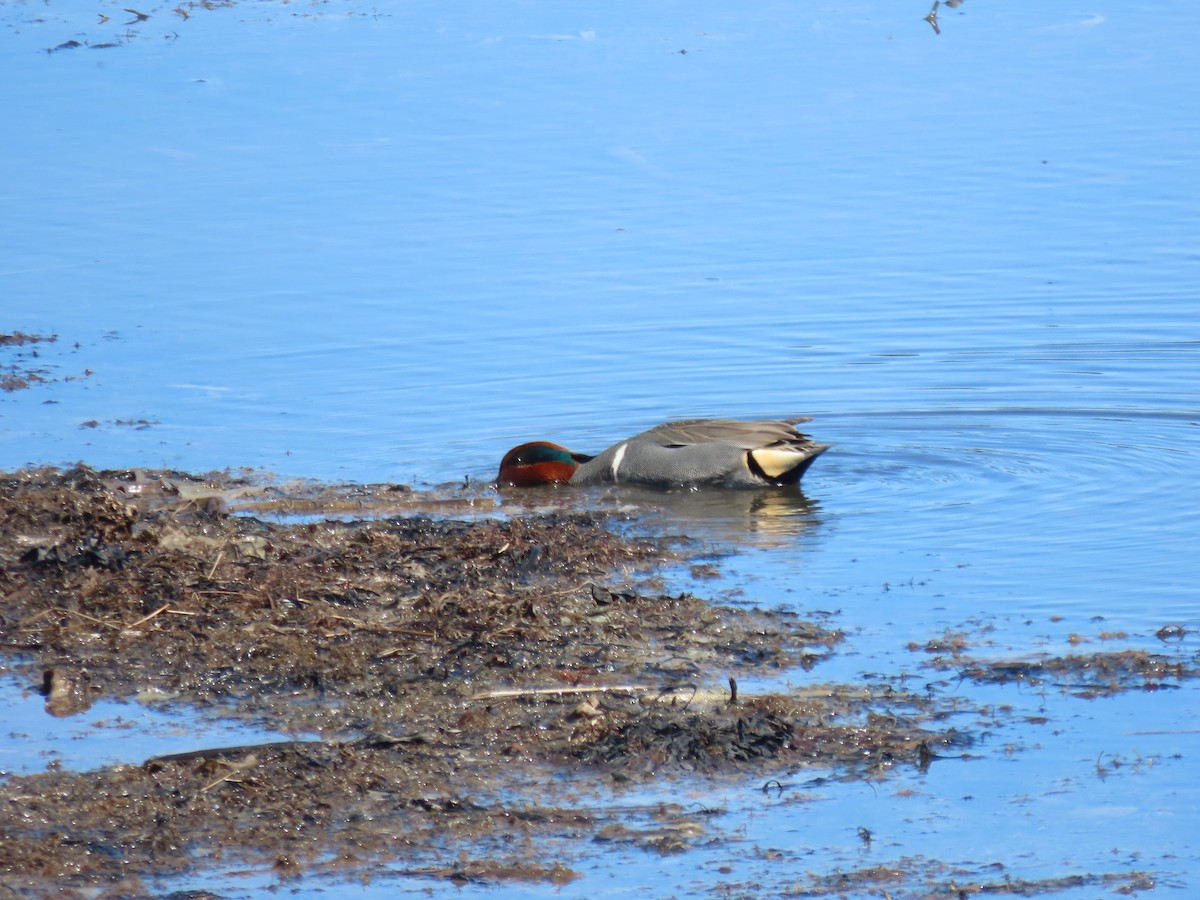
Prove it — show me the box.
[644,418,816,450]
[574,418,827,487]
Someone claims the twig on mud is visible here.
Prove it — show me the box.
[470,685,650,701]
[148,741,326,766]
[126,603,172,629]
[206,549,224,580]
[65,608,123,630]
[201,754,260,792]
[321,612,434,637]
[375,630,440,652]
[14,606,56,629]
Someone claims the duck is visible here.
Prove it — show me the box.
[498,418,829,489]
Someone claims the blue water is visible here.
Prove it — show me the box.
[2,0,1199,895]
[0,676,296,776]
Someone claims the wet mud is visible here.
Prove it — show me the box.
[0,465,955,894]
[0,466,1182,896]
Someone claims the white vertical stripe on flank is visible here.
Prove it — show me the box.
[610,443,628,481]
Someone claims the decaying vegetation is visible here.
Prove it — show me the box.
[0,466,1184,896]
[0,332,62,393]
[916,628,1198,699]
[0,466,964,893]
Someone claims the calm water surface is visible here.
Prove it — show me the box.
[2,0,1198,895]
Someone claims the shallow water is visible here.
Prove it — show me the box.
[2,0,1199,895]
[0,678,295,776]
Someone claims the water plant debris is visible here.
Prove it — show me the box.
[0,466,1177,895]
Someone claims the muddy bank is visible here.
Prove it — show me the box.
[0,465,966,892]
[2,467,843,732]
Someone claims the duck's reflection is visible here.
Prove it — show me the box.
[499,483,823,547]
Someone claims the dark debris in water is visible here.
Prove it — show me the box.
[915,629,1200,698]
[0,332,63,393]
[782,857,1155,898]
[0,465,966,890]
[34,0,389,54]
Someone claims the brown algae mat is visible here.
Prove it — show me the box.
[915,627,1199,699]
[0,464,1174,895]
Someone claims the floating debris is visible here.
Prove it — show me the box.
[915,628,1200,698]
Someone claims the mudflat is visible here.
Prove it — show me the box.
[0,465,960,892]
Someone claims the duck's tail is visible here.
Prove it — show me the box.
[748,442,831,485]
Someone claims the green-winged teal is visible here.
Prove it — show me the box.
[499,418,829,488]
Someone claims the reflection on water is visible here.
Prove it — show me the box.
[500,483,824,547]
[0,678,298,776]
[620,485,822,543]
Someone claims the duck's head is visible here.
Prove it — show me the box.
[498,441,586,487]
